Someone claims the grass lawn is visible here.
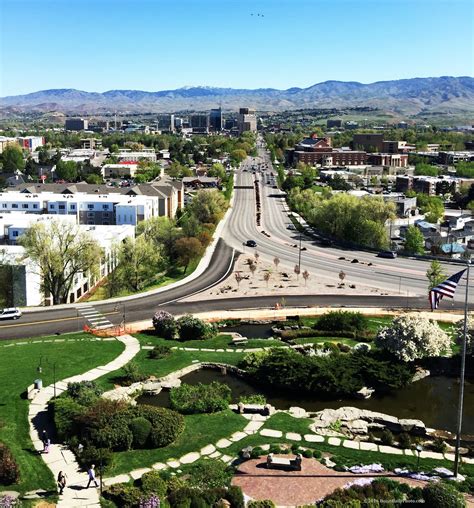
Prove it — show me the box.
[86,258,200,302]
[97,348,246,390]
[262,412,314,435]
[135,332,284,350]
[0,334,124,494]
[106,410,247,476]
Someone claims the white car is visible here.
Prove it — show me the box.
[0,307,22,320]
[287,224,296,230]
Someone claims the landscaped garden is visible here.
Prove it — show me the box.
[0,334,124,494]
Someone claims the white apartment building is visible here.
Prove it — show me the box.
[0,181,183,224]
[0,215,135,306]
[116,149,157,162]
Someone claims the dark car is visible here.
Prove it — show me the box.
[377,250,397,259]
[245,240,257,247]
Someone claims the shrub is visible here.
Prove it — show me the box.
[313,449,322,459]
[121,361,147,385]
[152,310,177,339]
[269,445,281,454]
[129,417,152,448]
[186,459,233,489]
[423,482,466,508]
[250,446,265,459]
[380,429,394,446]
[248,501,276,508]
[170,382,231,414]
[376,314,451,362]
[316,311,368,332]
[75,445,112,471]
[50,396,84,440]
[0,442,20,485]
[103,483,142,508]
[177,315,216,341]
[432,437,448,453]
[90,419,133,451]
[67,381,103,405]
[226,485,245,508]
[398,432,412,449]
[137,406,185,448]
[239,394,266,405]
[337,343,351,353]
[302,449,313,458]
[140,470,167,497]
[148,344,171,359]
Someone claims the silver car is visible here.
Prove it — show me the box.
[0,307,22,320]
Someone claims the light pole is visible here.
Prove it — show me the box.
[298,233,302,272]
[416,444,423,471]
[37,356,57,398]
[114,303,126,330]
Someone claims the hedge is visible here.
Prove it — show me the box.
[170,382,231,414]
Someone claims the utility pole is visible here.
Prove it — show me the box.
[298,233,302,271]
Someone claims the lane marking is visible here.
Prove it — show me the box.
[0,311,120,329]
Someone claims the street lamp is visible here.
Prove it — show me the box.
[37,356,57,398]
[416,444,423,471]
[114,303,126,330]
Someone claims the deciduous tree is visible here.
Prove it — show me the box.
[174,237,204,273]
[426,260,447,290]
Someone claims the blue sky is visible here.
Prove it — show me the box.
[0,0,472,96]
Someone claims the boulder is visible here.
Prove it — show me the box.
[412,367,430,383]
[399,418,426,434]
[346,419,369,434]
[288,406,309,418]
[354,387,375,399]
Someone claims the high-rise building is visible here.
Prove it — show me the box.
[237,108,257,134]
[65,118,89,131]
[210,108,223,131]
[157,114,175,132]
[190,113,210,133]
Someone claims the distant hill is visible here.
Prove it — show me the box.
[1,77,473,116]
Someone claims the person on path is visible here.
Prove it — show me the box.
[57,471,67,494]
[44,438,51,453]
[41,430,48,452]
[86,464,99,488]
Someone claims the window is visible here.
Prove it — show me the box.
[22,204,28,209]
[12,231,18,237]
[70,204,76,210]
[87,204,94,210]
[59,204,65,210]
[12,204,18,209]
[50,204,55,209]
[87,212,94,218]
[103,212,110,218]
[102,204,109,210]
[33,204,38,209]
[2,204,6,208]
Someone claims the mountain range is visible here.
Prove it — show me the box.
[1,77,473,116]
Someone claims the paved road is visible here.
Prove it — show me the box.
[222,141,472,302]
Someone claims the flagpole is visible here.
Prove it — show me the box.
[454,260,470,478]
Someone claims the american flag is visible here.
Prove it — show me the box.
[429,269,466,310]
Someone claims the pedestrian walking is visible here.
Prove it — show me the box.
[41,430,48,452]
[44,438,51,453]
[57,471,67,494]
[86,464,99,488]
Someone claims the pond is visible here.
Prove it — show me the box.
[136,368,474,435]
[219,323,275,339]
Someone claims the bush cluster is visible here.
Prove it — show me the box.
[0,442,20,485]
[103,459,243,508]
[50,383,185,458]
[239,348,414,397]
[279,328,375,342]
[315,311,369,333]
[148,344,172,359]
[152,312,216,341]
[170,382,231,414]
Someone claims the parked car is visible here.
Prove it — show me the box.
[245,240,257,247]
[377,250,397,259]
[0,308,22,320]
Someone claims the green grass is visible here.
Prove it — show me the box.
[0,334,124,494]
[86,258,200,302]
[106,410,247,476]
[293,337,360,347]
[97,348,246,390]
[262,412,313,435]
[135,332,284,350]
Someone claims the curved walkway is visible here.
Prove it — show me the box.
[27,334,140,508]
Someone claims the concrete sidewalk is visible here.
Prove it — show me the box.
[28,335,140,508]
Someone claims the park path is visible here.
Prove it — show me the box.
[27,334,140,508]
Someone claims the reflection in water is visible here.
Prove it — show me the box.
[136,368,474,434]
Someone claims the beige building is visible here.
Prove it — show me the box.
[102,163,138,178]
[237,108,257,134]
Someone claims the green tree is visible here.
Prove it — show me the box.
[207,162,226,180]
[1,144,25,173]
[230,149,247,164]
[116,236,163,291]
[55,160,78,181]
[404,225,425,255]
[187,189,228,225]
[426,260,447,290]
[414,163,439,176]
[174,237,204,273]
[19,221,102,304]
[137,216,181,264]
[416,194,444,223]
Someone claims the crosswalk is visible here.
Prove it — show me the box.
[78,305,113,330]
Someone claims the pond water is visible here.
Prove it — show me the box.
[220,324,275,338]
[137,368,474,435]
